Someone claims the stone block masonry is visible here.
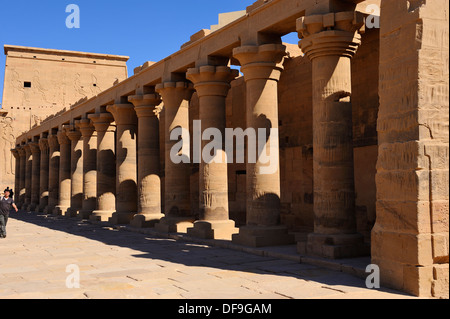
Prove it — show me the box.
[7,0,449,298]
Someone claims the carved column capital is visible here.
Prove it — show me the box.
[64,125,82,142]
[232,44,286,82]
[186,65,239,97]
[296,11,365,60]
[106,104,137,126]
[48,134,60,149]
[155,81,194,104]
[11,148,20,158]
[88,112,116,133]
[17,147,26,157]
[75,119,96,138]
[57,130,71,145]
[129,94,162,118]
[39,138,49,151]
[29,142,40,154]
[23,143,32,156]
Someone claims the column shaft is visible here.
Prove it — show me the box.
[297,11,368,258]
[66,126,83,218]
[23,144,32,211]
[18,147,26,208]
[107,104,138,225]
[232,44,294,247]
[76,119,97,219]
[46,134,60,214]
[28,143,41,212]
[129,94,163,228]
[88,113,116,221]
[11,149,20,204]
[38,139,49,212]
[186,65,239,240]
[54,131,71,216]
[155,82,194,233]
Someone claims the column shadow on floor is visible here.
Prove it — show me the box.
[9,211,409,297]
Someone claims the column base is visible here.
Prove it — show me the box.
[109,212,136,225]
[187,220,239,240]
[28,203,39,212]
[53,206,70,216]
[65,207,80,218]
[302,233,370,259]
[38,205,47,213]
[89,210,115,222]
[130,213,164,228]
[77,209,93,220]
[232,225,295,247]
[154,217,194,233]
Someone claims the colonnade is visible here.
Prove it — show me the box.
[12,9,366,258]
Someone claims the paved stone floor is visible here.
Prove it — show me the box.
[0,212,417,299]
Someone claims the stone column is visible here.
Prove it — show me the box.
[46,134,60,214]
[17,147,27,208]
[128,94,164,228]
[23,143,32,211]
[38,138,49,212]
[65,125,83,218]
[11,148,20,203]
[75,119,97,219]
[54,130,71,216]
[155,81,194,233]
[186,65,239,240]
[106,104,138,225]
[28,142,41,212]
[296,11,367,258]
[232,43,294,247]
[88,112,116,221]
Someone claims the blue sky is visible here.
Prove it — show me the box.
[0,1,299,106]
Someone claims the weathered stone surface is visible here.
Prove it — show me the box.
[0,46,128,188]
[373,0,449,299]
[5,0,448,299]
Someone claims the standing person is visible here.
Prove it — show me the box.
[1,187,19,238]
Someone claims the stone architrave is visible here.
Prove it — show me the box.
[75,119,97,219]
[128,94,164,228]
[65,125,83,218]
[106,104,138,225]
[186,65,239,240]
[154,81,195,233]
[38,138,49,212]
[53,130,71,216]
[232,43,294,247]
[88,112,116,221]
[296,11,368,258]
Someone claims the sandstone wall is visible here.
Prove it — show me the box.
[373,0,449,298]
[0,46,129,190]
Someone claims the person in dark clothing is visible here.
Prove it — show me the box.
[0,187,19,238]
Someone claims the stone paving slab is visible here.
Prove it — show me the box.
[0,212,418,299]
